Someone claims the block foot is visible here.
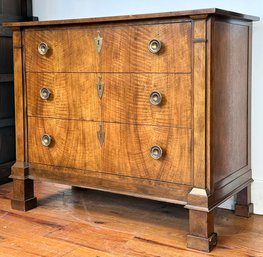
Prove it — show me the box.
[11,197,37,211]
[187,232,217,252]
[235,203,253,217]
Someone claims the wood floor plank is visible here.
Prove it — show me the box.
[0,231,78,257]
[0,181,262,257]
[0,246,39,257]
[46,222,133,254]
[63,247,118,257]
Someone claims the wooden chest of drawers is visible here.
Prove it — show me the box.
[5,8,259,252]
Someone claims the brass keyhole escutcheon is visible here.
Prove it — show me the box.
[95,31,103,53]
[97,76,104,99]
[97,124,105,146]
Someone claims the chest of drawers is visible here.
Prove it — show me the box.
[5,8,259,252]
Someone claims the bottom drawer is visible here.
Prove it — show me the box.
[28,117,192,185]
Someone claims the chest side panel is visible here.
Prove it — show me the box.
[211,20,249,185]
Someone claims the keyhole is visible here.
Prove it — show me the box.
[97,39,100,46]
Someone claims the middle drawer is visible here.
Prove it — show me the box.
[27,73,192,127]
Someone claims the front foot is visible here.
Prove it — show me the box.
[11,197,37,211]
[187,209,216,252]
[187,232,217,252]
[11,162,37,211]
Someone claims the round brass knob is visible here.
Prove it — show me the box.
[149,90,162,105]
[150,145,163,160]
[40,87,51,100]
[148,39,162,54]
[38,42,49,55]
[41,134,52,147]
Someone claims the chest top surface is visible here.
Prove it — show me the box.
[3,8,259,29]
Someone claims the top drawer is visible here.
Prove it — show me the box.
[25,22,191,73]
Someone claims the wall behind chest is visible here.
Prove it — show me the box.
[32,0,263,214]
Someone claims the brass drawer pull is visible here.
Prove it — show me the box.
[40,87,51,100]
[38,42,49,55]
[150,145,163,160]
[41,134,52,147]
[149,90,162,105]
[148,39,162,54]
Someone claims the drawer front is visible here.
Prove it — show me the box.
[27,73,101,121]
[28,117,102,171]
[28,117,192,185]
[25,22,191,72]
[27,73,192,127]
[101,122,192,185]
[102,73,192,127]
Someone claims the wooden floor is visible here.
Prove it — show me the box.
[0,182,262,257]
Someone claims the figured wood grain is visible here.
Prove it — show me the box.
[25,27,99,73]
[28,117,192,185]
[212,20,249,184]
[101,122,192,184]
[122,22,191,73]
[27,73,192,127]
[27,73,101,121]
[28,117,102,172]
[24,22,191,73]
[102,74,192,127]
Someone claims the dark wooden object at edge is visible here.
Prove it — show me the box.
[0,0,36,183]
